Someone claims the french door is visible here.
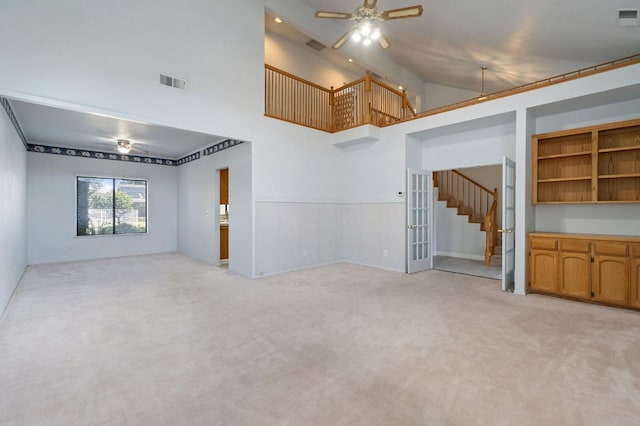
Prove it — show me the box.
[501,157,516,291]
[407,169,433,273]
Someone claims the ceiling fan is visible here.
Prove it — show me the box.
[314,0,423,50]
[94,139,149,155]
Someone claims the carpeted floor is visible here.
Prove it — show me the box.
[1,253,639,425]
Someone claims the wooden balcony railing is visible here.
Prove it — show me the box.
[266,54,640,132]
[265,65,332,131]
[265,64,416,133]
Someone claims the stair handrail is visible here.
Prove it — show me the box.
[484,191,498,265]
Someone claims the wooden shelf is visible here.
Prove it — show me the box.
[599,146,640,154]
[538,151,592,160]
[599,173,640,179]
[538,176,592,183]
[532,118,640,204]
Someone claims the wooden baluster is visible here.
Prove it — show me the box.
[364,71,372,124]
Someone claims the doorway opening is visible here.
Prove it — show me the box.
[219,167,229,267]
[432,164,503,280]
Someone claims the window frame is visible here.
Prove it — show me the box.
[75,175,149,237]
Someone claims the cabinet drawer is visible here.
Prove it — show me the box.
[594,242,628,257]
[530,238,557,250]
[632,244,640,258]
[560,240,590,253]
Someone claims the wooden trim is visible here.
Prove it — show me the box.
[529,232,640,242]
[533,118,640,139]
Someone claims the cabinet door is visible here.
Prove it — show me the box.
[631,257,640,308]
[558,252,590,299]
[220,226,229,260]
[593,255,629,306]
[529,250,558,293]
[220,168,229,205]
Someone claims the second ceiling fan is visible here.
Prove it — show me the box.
[314,0,423,50]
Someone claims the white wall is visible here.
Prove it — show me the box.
[253,118,343,275]
[178,142,253,277]
[27,153,178,264]
[0,0,264,142]
[423,83,478,111]
[421,121,516,171]
[265,32,358,89]
[0,106,27,314]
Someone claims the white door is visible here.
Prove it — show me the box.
[501,157,516,291]
[407,169,433,273]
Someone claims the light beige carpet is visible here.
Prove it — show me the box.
[1,253,639,425]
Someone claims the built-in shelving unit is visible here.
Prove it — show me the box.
[532,118,640,203]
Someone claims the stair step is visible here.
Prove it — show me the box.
[490,254,502,266]
[493,245,503,255]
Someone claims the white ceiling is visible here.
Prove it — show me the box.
[273,0,640,93]
[10,100,226,159]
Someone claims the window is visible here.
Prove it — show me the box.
[76,176,147,236]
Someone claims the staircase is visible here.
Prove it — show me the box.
[433,170,500,266]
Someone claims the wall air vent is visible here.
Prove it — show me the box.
[306,39,326,51]
[617,9,638,27]
[159,74,187,90]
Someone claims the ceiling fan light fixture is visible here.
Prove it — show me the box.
[351,32,363,42]
[371,28,381,40]
[362,38,372,46]
[360,21,372,36]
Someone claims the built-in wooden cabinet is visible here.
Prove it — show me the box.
[532,118,640,204]
[220,168,229,205]
[592,242,629,306]
[528,233,640,310]
[220,225,228,260]
[558,239,590,299]
[529,237,558,293]
[631,245,640,308]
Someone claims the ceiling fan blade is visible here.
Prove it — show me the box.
[381,5,423,20]
[378,34,391,50]
[363,0,378,9]
[332,30,353,49]
[315,11,353,19]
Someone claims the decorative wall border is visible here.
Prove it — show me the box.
[177,138,245,165]
[176,150,200,166]
[0,98,29,150]
[202,138,245,156]
[28,144,176,166]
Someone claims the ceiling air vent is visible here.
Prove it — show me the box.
[306,39,326,51]
[159,74,187,90]
[617,9,638,27]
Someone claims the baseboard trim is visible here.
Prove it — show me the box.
[342,260,405,274]
[435,251,484,261]
[255,261,343,278]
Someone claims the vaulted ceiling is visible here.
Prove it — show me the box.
[271,0,640,94]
